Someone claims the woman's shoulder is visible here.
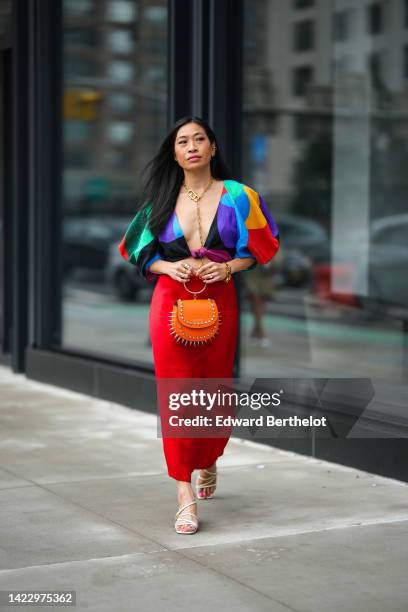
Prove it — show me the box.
[223,179,260,216]
[224,179,259,200]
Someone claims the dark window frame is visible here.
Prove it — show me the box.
[367,1,384,35]
[292,64,314,97]
[293,18,315,52]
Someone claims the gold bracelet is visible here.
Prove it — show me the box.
[224,262,232,283]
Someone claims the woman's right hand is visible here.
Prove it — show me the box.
[166,259,196,283]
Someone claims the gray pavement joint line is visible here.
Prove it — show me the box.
[1,459,404,495]
[170,550,302,612]
[173,514,408,553]
[0,550,301,612]
[3,467,408,544]
[3,461,405,490]
[0,465,166,488]
[0,468,171,554]
[0,461,303,490]
[5,461,408,548]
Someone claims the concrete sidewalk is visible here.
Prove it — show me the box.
[0,365,407,612]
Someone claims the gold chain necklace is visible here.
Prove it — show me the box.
[182,177,214,248]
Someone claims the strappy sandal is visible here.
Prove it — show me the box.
[174,499,199,534]
[196,468,217,499]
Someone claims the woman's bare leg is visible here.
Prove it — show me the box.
[247,292,266,339]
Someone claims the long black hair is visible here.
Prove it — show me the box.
[137,116,233,236]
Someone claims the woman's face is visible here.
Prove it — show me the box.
[174,122,215,171]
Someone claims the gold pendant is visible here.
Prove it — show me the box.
[185,189,200,202]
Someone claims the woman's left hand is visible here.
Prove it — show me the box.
[196,261,227,283]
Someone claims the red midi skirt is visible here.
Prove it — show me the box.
[149,273,238,482]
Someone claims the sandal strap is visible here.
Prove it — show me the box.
[175,499,197,518]
[175,514,198,526]
[196,469,217,489]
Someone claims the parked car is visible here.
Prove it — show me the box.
[275,213,330,264]
[353,214,408,314]
[313,214,408,316]
[270,213,329,288]
[106,241,154,300]
[275,248,313,288]
[62,216,127,275]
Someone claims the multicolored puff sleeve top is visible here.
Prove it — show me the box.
[118,179,280,282]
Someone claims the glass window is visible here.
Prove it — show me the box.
[107,0,137,23]
[367,50,385,88]
[60,0,168,366]
[63,0,95,17]
[294,19,315,52]
[64,149,94,168]
[108,93,134,114]
[404,46,408,80]
[107,29,135,54]
[108,60,135,83]
[0,0,12,37]
[108,121,134,144]
[332,9,352,42]
[367,2,384,35]
[104,149,133,171]
[64,120,96,143]
[144,65,165,83]
[64,28,98,48]
[292,65,314,97]
[294,0,314,9]
[242,0,408,431]
[144,6,167,23]
[65,56,98,78]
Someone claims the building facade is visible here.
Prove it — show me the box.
[1,0,408,480]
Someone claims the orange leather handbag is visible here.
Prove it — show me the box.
[169,279,222,346]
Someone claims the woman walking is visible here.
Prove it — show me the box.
[118,116,280,534]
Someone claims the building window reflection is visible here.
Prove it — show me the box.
[242,0,408,432]
[332,9,352,43]
[108,121,134,144]
[107,29,135,54]
[293,65,314,97]
[403,45,408,80]
[108,60,135,83]
[108,92,134,113]
[294,19,315,52]
[294,0,314,9]
[61,0,167,365]
[107,0,137,24]
[0,0,11,37]
[367,2,385,35]
[63,0,95,18]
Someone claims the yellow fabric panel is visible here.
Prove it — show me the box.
[243,185,267,230]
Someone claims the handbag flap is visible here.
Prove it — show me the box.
[176,298,218,328]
